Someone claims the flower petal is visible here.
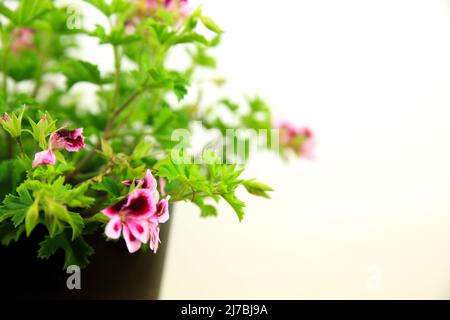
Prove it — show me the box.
[50,128,85,152]
[143,170,157,191]
[123,224,142,253]
[156,197,170,224]
[149,223,160,254]
[105,217,122,239]
[32,149,56,168]
[126,219,150,244]
[101,196,128,217]
[123,189,156,219]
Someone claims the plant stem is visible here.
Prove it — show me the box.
[6,135,12,158]
[65,87,148,183]
[15,136,25,155]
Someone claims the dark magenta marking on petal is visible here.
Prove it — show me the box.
[126,194,151,216]
[108,197,128,215]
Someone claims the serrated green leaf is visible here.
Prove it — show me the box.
[38,232,94,269]
[222,192,245,222]
[0,187,33,226]
[64,183,95,208]
[92,177,122,197]
[59,59,102,88]
[0,221,24,246]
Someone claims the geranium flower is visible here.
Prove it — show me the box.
[133,0,190,21]
[122,170,171,253]
[278,122,315,159]
[50,128,85,152]
[12,28,34,54]
[102,189,156,253]
[148,196,170,253]
[296,127,315,159]
[32,149,56,168]
[1,113,11,123]
[152,196,170,224]
[122,169,159,202]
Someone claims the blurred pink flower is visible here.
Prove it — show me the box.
[131,0,190,23]
[278,122,315,159]
[32,149,56,168]
[296,127,315,159]
[1,113,11,123]
[50,128,85,152]
[12,28,34,54]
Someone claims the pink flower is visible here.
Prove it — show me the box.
[102,189,156,253]
[12,28,34,54]
[122,169,159,203]
[121,170,171,253]
[166,0,190,17]
[278,122,316,159]
[279,121,300,144]
[152,196,170,224]
[147,196,170,253]
[50,128,85,152]
[1,113,11,123]
[296,127,315,159]
[32,149,56,168]
[134,0,190,19]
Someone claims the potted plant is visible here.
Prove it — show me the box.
[0,0,314,299]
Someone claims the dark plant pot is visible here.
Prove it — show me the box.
[0,220,171,300]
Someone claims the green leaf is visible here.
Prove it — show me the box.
[1,107,25,138]
[149,22,176,45]
[43,197,84,240]
[222,192,245,222]
[0,3,17,24]
[172,33,209,46]
[38,232,94,269]
[63,183,95,208]
[0,187,33,226]
[59,60,102,88]
[92,177,122,197]
[0,221,24,246]
[15,0,53,25]
[85,0,111,16]
[194,198,218,218]
[173,75,189,101]
[28,113,57,149]
[25,197,40,236]
[200,16,224,34]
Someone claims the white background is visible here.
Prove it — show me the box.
[159,0,450,299]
